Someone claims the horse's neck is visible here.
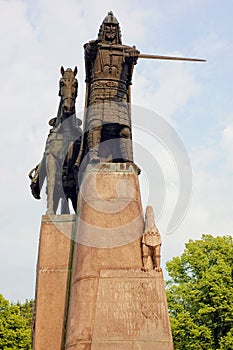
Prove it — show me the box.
[62,114,76,132]
[54,99,63,127]
[54,99,76,130]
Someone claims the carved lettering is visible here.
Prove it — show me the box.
[96,278,160,337]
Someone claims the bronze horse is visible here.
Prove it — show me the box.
[29,67,82,214]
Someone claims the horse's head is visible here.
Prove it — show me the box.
[59,66,78,116]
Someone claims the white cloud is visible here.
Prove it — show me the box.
[180,119,233,238]
[194,32,231,58]
[221,121,233,170]
[133,59,201,125]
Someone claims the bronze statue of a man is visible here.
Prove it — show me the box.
[77,11,140,165]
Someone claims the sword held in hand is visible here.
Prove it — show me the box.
[118,48,206,62]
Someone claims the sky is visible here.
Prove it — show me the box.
[0,0,233,302]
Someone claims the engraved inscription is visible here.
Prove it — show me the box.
[95,278,163,338]
[86,162,138,173]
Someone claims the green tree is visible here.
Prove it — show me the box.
[0,294,33,349]
[166,234,233,350]
[17,299,34,329]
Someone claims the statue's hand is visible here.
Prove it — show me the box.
[125,46,140,63]
[84,40,98,59]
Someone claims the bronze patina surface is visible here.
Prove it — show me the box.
[29,67,82,214]
[75,11,140,167]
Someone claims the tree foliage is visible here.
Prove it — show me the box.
[0,294,33,349]
[166,234,233,349]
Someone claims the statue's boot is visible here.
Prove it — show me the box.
[119,137,133,162]
[88,127,101,163]
[119,127,133,162]
[119,128,141,174]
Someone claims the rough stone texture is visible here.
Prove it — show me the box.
[65,167,173,349]
[92,270,173,349]
[65,269,173,349]
[33,214,75,350]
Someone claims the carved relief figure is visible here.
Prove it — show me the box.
[29,67,82,214]
[142,206,162,272]
[75,11,139,167]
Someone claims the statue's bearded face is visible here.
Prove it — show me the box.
[104,24,117,42]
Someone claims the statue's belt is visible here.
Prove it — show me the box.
[90,80,127,90]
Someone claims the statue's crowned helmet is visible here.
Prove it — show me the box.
[98,11,122,44]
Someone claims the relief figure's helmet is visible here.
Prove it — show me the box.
[98,11,122,44]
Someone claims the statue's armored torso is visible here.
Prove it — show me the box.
[77,11,139,164]
[86,42,137,128]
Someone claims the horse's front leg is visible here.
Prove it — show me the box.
[46,154,57,215]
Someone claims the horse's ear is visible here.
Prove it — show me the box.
[60,66,65,76]
[74,66,78,76]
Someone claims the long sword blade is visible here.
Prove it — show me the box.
[139,54,206,62]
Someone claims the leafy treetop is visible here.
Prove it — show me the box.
[166,234,233,350]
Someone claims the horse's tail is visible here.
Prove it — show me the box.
[28,157,46,200]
